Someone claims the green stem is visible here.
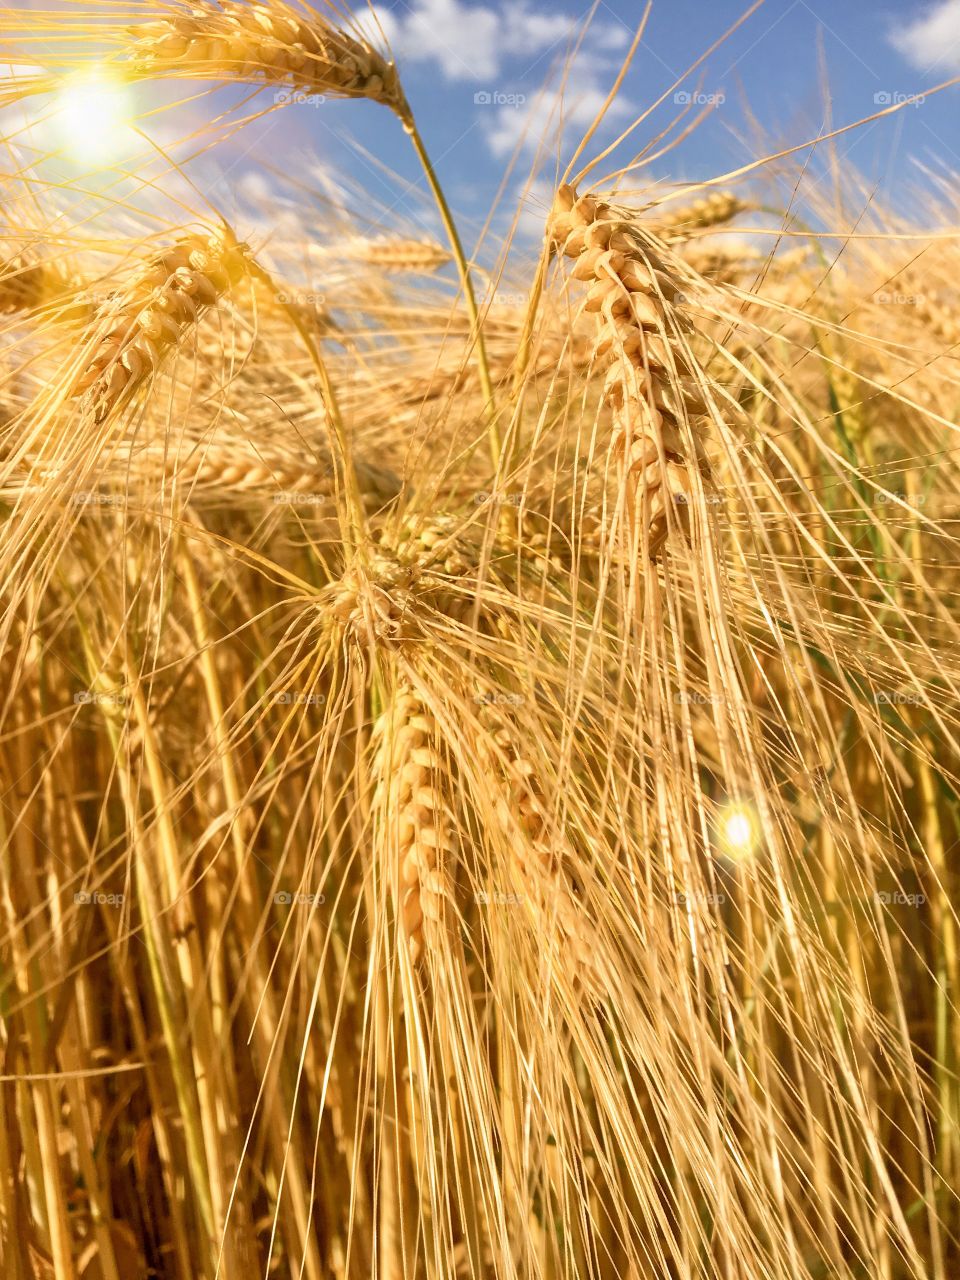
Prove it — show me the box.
[399,108,501,471]
[505,248,548,473]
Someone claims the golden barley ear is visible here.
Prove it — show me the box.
[546,183,712,560]
[344,236,452,273]
[374,683,455,965]
[473,693,604,993]
[72,229,250,424]
[130,0,406,111]
[649,190,757,240]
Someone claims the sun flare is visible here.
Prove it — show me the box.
[719,803,758,860]
[51,74,134,164]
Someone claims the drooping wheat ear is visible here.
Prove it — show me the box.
[374,684,453,965]
[149,448,400,506]
[0,256,50,313]
[0,255,84,316]
[650,190,756,240]
[912,290,960,351]
[546,183,710,559]
[344,236,451,272]
[72,230,250,424]
[475,696,599,982]
[130,0,405,111]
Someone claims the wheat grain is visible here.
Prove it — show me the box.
[375,685,453,964]
[546,183,710,558]
[72,230,250,424]
[131,0,405,111]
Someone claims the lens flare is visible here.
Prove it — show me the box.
[51,74,134,164]
[719,803,758,860]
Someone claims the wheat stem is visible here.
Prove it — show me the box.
[398,114,501,471]
[248,260,366,551]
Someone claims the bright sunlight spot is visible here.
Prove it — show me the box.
[719,804,758,860]
[50,74,134,164]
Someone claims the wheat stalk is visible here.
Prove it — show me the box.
[130,0,405,109]
[546,183,715,559]
[72,230,250,424]
[375,684,453,965]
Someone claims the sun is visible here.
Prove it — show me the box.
[50,73,134,164]
[718,803,758,861]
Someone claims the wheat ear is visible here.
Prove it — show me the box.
[651,190,756,240]
[129,2,497,460]
[0,255,85,317]
[476,698,599,982]
[323,513,487,650]
[131,0,405,109]
[344,236,451,273]
[375,685,453,965]
[0,257,52,313]
[72,230,249,424]
[547,183,710,559]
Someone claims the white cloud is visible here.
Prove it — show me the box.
[890,0,960,72]
[364,0,626,83]
[482,68,631,159]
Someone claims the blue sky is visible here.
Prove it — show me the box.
[192,0,960,256]
[7,0,960,254]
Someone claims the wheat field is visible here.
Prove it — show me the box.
[0,3,959,1277]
